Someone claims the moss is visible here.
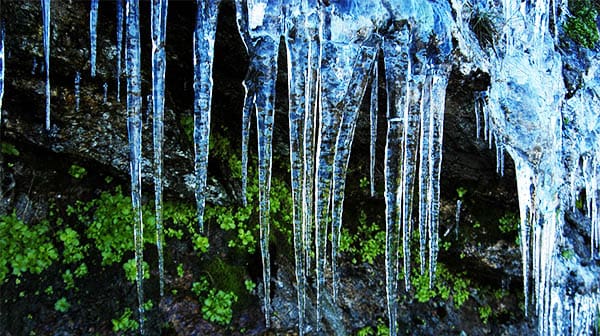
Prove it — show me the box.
[564,0,600,48]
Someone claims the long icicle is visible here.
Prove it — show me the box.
[426,65,449,288]
[193,0,221,234]
[369,51,379,197]
[253,34,280,331]
[284,3,308,332]
[41,0,51,130]
[331,37,380,303]
[382,22,411,336]
[302,0,320,278]
[116,0,124,102]
[234,0,254,207]
[151,0,168,298]
[90,0,99,77]
[124,0,144,333]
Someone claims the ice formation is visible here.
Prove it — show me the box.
[74,72,81,112]
[124,0,145,332]
[90,0,98,77]
[41,0,50,130]
[9,0,600,334]
[151,0,168,298]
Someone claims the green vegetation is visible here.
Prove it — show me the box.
[54,297,71,313]
[123,258,150,283]
[498,212,519,234]
[0,212,58,283]
[112,308,139,333]
[478,304,492,324]
[564,0,599,48]
[469,8,497,48]
[68,164,87,179]
[355,320,389,336]
[412,264,471,308]
[456,187,468,199]
[201,289,238,325]
[1,142,20,156]
[339,210,385,265]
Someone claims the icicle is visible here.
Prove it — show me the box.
[495,136,505,176]
[369,52,378,197]
[330,36,380,303]
[103,82,108,104]
[512,154,534,317]
[116,0,124,102]
[151,0,168,298]
[41,0,51,130]
[74,72,81,112]
[302,0,320,279]
[124,0,144,333]
[417,70,431,277]
[90,0,99,77]
[193,0,221,234]
[235,0,283,328]
[383,22,411,336]
[426,66,449,288]
[283,2,308,332]
[474,91,485,139]
[0,23,4,128]
[234,0,253,208]
[455,199,462,235]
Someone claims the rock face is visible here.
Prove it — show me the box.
[0,0,598,335]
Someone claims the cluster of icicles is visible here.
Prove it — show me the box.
[0,0,596,335]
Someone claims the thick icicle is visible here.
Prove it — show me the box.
[151,0,168,298]
[235,0,283,327]
[41,0,51,130]
[302,0,320,277]
[74,72,81,112]
[192,0,221,234]
[0,23,4,127]
[382,22,411,336]
[116,0,124,102]
[124,0,144,333]
[90,0,99,77]
[330,37,380,303]
[369,53,378,197]
[417,67,431,276]
[283,2,308,332]
[426,66,449,287]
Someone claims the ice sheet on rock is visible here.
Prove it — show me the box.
[125,0,145,333]
[151,0,168,298]
[41,0,51,130]
[90,0,99,77]
[193,0,221,234]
